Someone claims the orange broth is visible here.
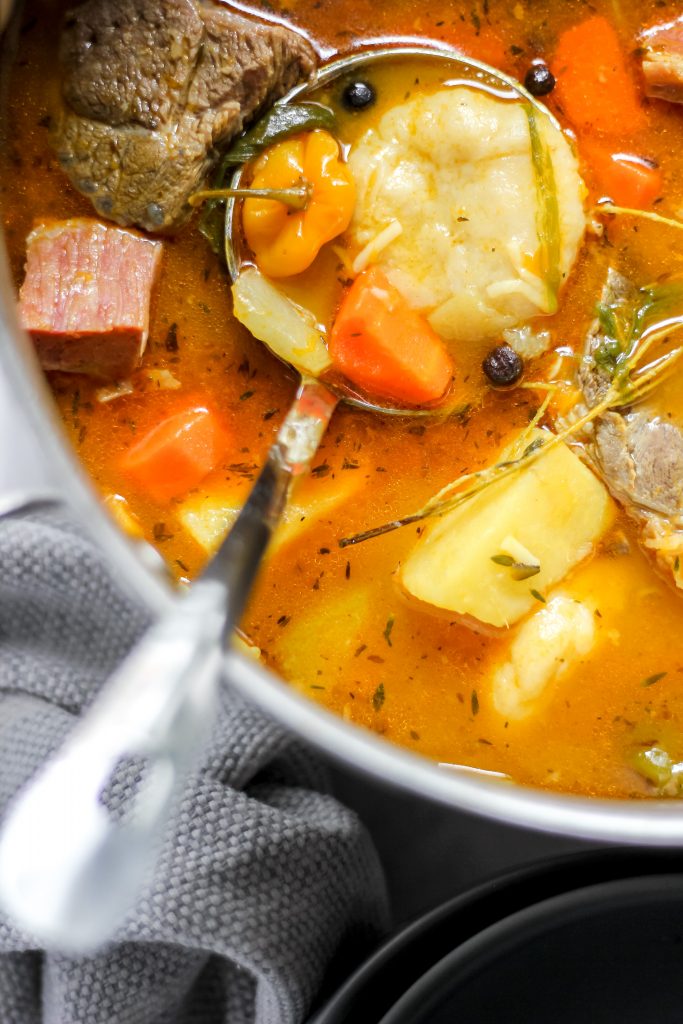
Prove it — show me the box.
[4,0,683,798]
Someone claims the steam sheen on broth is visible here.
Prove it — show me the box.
[4,0,683,799]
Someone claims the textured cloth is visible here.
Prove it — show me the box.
[0,507,389,1024]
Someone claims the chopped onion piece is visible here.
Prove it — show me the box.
[146,369,181,390]
[95,380,134,403]
[232,266,332,377]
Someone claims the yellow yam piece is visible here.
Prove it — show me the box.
[179,470,364,557]
[399,432,614,628]
[232,634,262,662]
[104,493,144,541]
[275,587,371,694]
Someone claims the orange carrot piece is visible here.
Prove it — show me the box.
[581,141,663,208]
[120,402,228,502]
[438,22,509,73]
[328,266,454,407]
[551,16,646,137]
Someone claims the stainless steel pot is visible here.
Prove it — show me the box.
[2,6,683,847]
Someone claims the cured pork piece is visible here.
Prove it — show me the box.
[641,18,683,104]
[52,0,316,232]
[19,219,162,380]
[578,269,683,588]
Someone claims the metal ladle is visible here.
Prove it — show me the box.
[0,45,558,951]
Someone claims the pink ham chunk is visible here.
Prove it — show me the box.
[641,18,683,104]
[18,219,162,380]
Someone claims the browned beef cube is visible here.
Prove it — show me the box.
[642,18,683,104]
[52,0,316,232]
[18,219,162,380]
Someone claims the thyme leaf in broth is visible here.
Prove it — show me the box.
[524,103,562,314]
[641,671,668,688]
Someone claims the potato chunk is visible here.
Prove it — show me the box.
[399,432,613,628]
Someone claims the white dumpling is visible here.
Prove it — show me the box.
[348,87,586,344]
[492,595,595,720]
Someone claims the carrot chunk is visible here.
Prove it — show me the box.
[328,266,454,406]
[551,16,646,137]
[581,142,663,208]
[120,402,228,502]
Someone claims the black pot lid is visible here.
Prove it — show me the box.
[310,850,683,1024]
[380,874,683,1024]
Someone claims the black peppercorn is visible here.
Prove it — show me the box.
[342,80,376,111]
[524,64,556,97]
[483,345,524,387]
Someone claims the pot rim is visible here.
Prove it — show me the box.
[2,35,683,845]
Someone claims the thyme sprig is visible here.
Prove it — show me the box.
[339,316,683,548]
[593,279,683,393]
[525,104,561,314]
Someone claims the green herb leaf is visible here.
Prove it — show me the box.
[383,616,395,647]
[641,671,667,688]
[522,437,545,458]
[593,278,683,389]
[525,104,561,314]
[530,588,546,603]
[372,682,386,712]
[198,201,228,258]
[491,553,540,579]
[471,690,480,716]
[223,102,336,168]
[596,302,620,341]
[510,562,541,581]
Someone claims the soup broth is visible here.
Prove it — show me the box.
[4,0,683,798]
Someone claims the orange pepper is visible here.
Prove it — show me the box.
[242,130,355,279]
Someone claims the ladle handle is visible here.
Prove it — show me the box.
[0,377,338,952]
[203,377,339,614]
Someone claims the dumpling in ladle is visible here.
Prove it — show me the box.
[347,86,586,344]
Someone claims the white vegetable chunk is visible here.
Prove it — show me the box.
[492,595,595,720]
[232,266,332,377]
[348,87,586,344]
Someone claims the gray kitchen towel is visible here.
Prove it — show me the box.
[0,506,389,1024]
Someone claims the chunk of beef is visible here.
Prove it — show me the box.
[641,17,683,104]
[19,219,162,380]
[578,269,683,588]
[51,0,316,232]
